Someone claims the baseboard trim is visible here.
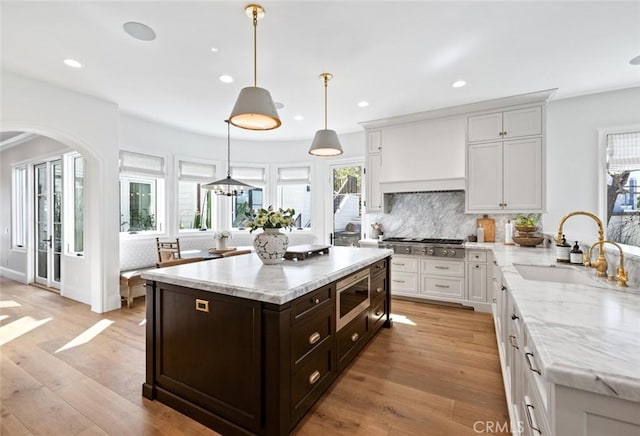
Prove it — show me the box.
[0,267,27,283]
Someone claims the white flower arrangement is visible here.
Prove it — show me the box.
[244,206,296,233]
[213,230,232,240]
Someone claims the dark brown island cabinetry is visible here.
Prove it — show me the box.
[143,255,391,436]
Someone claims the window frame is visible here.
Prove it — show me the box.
[11,164,27,250]
[229,163,268,230]
[274,163,313,232]
[176,158,218,234]
[63,152,85,255]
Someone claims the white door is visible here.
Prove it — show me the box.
[365,153,382,212]
[502,106,542,139]
[34,160,63,289]
[466,142,503,211]
[503,137,543,211]
[329,163,363,246]
[467,112,503,143]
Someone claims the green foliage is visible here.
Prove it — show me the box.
[244,206,296,233]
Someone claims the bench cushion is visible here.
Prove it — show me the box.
[120,267,155,286]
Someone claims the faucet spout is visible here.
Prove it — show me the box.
[555,211,605,246]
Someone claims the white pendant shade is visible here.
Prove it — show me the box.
[309,129,343,156]
[229,86,281,130]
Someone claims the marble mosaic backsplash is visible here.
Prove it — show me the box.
[366,191,531,242]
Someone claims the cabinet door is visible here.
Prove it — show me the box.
[503,137,542,211]
[365,153,383,212]
[467,263,487,302]
[367,129,382,153]
[503,107,541,139]
[468,112,503,142]
[467,142,503,211]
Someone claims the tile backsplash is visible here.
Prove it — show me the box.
[366,191,532,242]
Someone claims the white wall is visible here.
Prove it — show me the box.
[544,86,640,243]
[1,71,120,313]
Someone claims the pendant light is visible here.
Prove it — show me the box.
[229,4,281,131]
[309,73,343,156]
[203,120,255,196]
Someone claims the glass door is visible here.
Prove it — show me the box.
[329,163,363,246]
[34,160,62,289]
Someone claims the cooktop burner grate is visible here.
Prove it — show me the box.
[382,237,464,245]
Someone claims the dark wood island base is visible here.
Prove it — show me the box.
[143,255,391,436]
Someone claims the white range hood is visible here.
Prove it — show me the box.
[379,177,465,194]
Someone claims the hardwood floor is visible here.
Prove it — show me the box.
[0,277,508,435]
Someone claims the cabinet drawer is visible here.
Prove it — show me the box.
[390,256,418,273]
[467,250,487,262]
[370,259,387,276]
[370,297,387,333]
[421,259,464,277]
[291,340,333,421]
[390,272,418,293]
[421,277,465,299]
[370,273,387,299]
[292,308,332,366]
[292,284,333,321]
[337,312,369,366]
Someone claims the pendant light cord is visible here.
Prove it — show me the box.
[324,75,328,129]
[226,120,231,178]
[253,8,258,87]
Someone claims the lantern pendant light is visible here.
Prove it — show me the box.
[309,72,343,156]
[202,120,256,196]
[229,4,281,131]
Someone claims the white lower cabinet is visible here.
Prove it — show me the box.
[389,252,492,312]
[494,263,640,435]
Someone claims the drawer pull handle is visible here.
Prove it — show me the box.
[501,285,507,291]
[308,332,321,345]
[435,266,450,270]
[351,332,359,342]
[308,370,321,385]
[312,298,320,305]
[374,310,383,316]
[392,280,405,283]
[511,314,519,320]
[524,396,542,434]
[195,299,209,313]
[435,284,450,288]
[525,352,542,375]
[509,335,519,349]
[393,262,405,266]
[376,287,383,293]
[375,264,383,269]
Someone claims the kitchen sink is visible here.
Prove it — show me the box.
[513,263,606,287]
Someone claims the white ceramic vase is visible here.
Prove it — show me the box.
[216,237,228,250]
[253,228,289,265]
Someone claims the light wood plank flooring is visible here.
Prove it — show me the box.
[0,277,508,435]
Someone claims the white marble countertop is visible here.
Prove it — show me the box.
[142,246,393,305]
[467,242,640,403]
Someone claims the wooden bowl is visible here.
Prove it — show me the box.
[512,236,545,247]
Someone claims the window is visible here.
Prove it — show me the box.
[12,166,26,248]
[64,153,84,254]
[177,160,216,232]
[230,166,265,228]
[119,151,165,233]
[276,166,311,229]
[605,130,640,246]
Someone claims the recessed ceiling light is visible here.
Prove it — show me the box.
[219,75,234,84]
[274,102,285,110]
[123,21,156,41]
[211,47,219,53]
[452,80,467,88]
[357,101,369,108]
[630,55,640,65]
[63,59,82,68]
[294,115,304,121]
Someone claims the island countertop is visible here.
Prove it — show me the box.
[466,242,640,403]
[141,246,393,305]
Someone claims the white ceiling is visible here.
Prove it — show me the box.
[2,1,639,141]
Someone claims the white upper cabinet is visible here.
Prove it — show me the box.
[468,106,542,143]
[466,104,545,213]
[367,129,382,154]
[365,153,383,212]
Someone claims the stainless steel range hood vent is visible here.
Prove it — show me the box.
[379,178,465,194]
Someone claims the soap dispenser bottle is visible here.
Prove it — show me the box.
[570,242,583,264]
[556,235,571,263]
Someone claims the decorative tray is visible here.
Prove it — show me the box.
[284,244,331,261]
[512,236,545,247]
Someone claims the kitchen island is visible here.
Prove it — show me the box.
[141,246,393,436]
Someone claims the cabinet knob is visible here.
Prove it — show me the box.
[503,131,507,136]
[308,332,321,345]
[312,298,320,305]
[308,370,321,385]
[351,332,359,343]
[376,287,383,293]
[475,265,480,269]
[375,310,383,316]
[511,314,519,320]
[501,285,507,291]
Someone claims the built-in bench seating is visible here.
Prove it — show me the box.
[119,267,155,308]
